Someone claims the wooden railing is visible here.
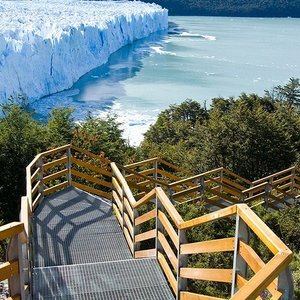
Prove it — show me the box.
[0,222,27,300]
[111,162,294,300]
[26,144,112,211]
[3,145,299,299]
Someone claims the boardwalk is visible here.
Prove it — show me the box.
[31,187,174,299]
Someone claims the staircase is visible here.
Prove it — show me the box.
[0,144,298,300]
[31,187,174,299]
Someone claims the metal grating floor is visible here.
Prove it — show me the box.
[32,258,174,300]
[32,187,132,267]
[31,187,175,299]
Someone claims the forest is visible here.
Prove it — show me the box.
[0,78,300,297]
[142,0,300,17]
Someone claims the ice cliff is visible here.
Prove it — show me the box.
[0,0,168,100]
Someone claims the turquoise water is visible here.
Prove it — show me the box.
[32,17,300,145]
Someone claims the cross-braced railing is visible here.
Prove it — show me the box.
[112,162,294,300]
[2,145,298,299]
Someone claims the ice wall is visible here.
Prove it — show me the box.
[0,1,168,100]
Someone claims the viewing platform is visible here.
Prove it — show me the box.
[1,145,298,300]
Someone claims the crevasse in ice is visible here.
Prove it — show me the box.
[0,0,168,100]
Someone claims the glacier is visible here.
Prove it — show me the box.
[0,0,168,101]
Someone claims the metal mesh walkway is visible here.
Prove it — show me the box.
[31,187,174,300]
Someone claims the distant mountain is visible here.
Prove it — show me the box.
[142,0,300,17]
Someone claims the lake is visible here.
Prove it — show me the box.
[31,16,300,145]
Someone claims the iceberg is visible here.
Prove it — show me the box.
[0,0,168,101]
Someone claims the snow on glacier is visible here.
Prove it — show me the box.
[0,0,168,101]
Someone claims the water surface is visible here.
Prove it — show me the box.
[32,16,300,145]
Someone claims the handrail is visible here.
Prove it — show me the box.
[253,166,296,185]
[111,162,294,300]
[1,222,26,299]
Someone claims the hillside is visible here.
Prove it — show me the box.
[142,0,300,17]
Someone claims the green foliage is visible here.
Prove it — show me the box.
[141,80,300,180]
[0,104,47,221]
[47,107,75,146]
[72,114,130,164]
[143,0,300,17]
[0,104,132,222]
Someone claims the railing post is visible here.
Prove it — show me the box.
[154,160,158,187]
[7,234,26,299]
[291,167,296,195]
[133,207,139,256]
[66,147,72,186]
[220,169,224,192]
[277,267,294,299]
[231,215,249,296]
[37,158,44,201]
[199,176,205,195]
[26,167,33,211]
[176,229,187,300]
[155,193,163,259]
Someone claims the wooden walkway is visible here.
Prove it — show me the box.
[31,187,174,299]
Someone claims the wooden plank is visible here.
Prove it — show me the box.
[232,251,292,300]
[207,176,242,197]
[158,231,177,270]
[32,193,42,211]
[272,174,293,185]
[125,157,158,169]
[71,157,111,177]
[44,181,68,196]
[0,260,19,281]
[180,205,237,230]
[157,169,182,181]
[223,168,252,185]
[222,177,247,191]
[158,210,179,248]
[181,237,235,255]
[111,163,136,206]
[180,292,225,300]
[112,190,123,214]
[156,187,184,227]
[43,169,68,183]
[239,240,281,297]
[135,229,156,243]
[180,268,232,283]
[252,167,295,185]
[134,189,156,208]
[39,144,71,157]
[71,145,111,164]
[158,251,177,294]
[71,181,111,199]
[136,180,152,187]
[172,185,199,199]
[32,180,42,197]
[43,156,68,171]
[124,212,134,239]
[125,168,155,181]
[0,223,24,241]
[72,169,112,188]
[169,167,223,188]
[124,196,134,222]
[113,203,122,227]
[112,177,122,198]
[135,209,156,226]
[31,167,41,183]
[237,204,289,255]
[135,249,156,258]
[123,227,134,254]
[7,295,21,300]
[205,187,239,204]
[158,158,192,175]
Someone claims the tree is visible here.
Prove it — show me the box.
[47,107,75,146]
[72,114,131,164]
[0,105,47,221]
